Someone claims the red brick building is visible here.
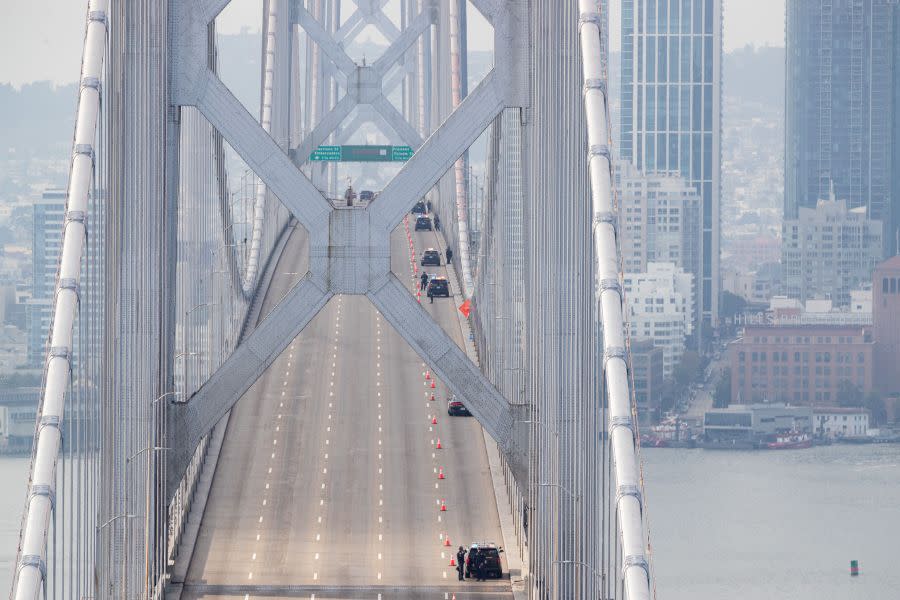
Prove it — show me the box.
[729,325,874,405]
[873,256,900,394]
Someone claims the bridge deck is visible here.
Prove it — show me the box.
[181,222,512,598]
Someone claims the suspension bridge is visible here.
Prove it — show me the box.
[12,1,653,599]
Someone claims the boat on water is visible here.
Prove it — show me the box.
[765,431,812,450]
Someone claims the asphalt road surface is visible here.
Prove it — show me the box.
[182,215,513,599]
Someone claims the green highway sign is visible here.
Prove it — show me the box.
[309,145,414,162]
[309,145,342,161]
[390,145,414,161]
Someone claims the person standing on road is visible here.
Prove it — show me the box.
[445,246,453,265]
[428,284,434,303]
[475,550,486,581]
[420,271,428,291]
[456,546,466,581]
[434,213,441,230]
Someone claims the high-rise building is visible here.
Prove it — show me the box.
[873,256,900,394]
[781,198,883,306]
[27,189,104,372]
[615,162,700,279]
[619,0,722,343]
[27,190,67,367]
[623,262,694,378]
[786,0,900,255]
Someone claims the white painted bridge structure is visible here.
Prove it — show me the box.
[11,1,654,599]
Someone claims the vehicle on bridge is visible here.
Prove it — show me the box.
[465,542,504,579]
[427,276,450,297]
[360,189,375,201]
[411,200,427,214]
[421,248,442,266]
[415,215,433,231]
[447,396,471,416]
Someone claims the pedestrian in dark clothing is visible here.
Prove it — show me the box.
[426,200,433,212]
[475,551,486,581]
[420,272,428,290]
[434,214,441,230]
[445,247,453,265]
[428,287,434,303]
[456,546,466,581]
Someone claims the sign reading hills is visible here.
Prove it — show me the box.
[310,145,414,162]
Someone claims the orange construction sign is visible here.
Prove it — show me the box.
[458,299,471,318]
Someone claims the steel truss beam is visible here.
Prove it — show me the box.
[167,0,532,497]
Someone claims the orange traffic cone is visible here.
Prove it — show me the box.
[440,499,447,511]
[444,536,451,547]
[430,380,436,389]
[438,468,445,480]
[431,416,438,425]
[436,439,442,449]
[425,370,431,380]
[449,557,456,567]
[430,393,435,402]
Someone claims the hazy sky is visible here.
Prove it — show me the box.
[0,0,786,88]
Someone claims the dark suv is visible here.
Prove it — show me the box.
[447,396,471,416]
[465,543,503,579]
[421,248,441,266]
[415,215,433,231]
[360,190,374,201]
[426,276,449,297]
[411,201,427,214]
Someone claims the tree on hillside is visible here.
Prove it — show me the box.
[837,379,864,407]
[673,350,701,388]
[720,291,747,322]
[714,368,732,408]
[865,393,887,427]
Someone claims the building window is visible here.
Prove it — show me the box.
[884,278,890,293]
[893,279,897,294]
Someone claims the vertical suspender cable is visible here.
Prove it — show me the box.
[577,2,653,599]
[11,2,108,600]
[448,0,475,297]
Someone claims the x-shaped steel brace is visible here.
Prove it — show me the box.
[287,0,433,165]
[167,0,530,499]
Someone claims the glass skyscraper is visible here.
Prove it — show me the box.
[619,0,722,343]
[786,0,900,257]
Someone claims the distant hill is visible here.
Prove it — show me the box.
[0,81,77,158]
[724,45,784,110]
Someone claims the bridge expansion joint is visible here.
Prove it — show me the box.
[578,12,603,31]
[20,554,47,580]
[616,483,643,511]
[623,554,651,582]
[29,484,56,511]
[609,414,634,438]
[583,78,607,97]
[58,278,81,303]
[603,345,627,368]
[593,211,617,235]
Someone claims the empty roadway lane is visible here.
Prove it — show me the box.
[181,219,513,600]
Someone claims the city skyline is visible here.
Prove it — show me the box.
[0,0,786,88]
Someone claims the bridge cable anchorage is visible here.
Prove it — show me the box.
[578,0,653,597]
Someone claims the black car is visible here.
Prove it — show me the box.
[426,276,449,297]
[415,215,433,231]
[411,200,427,214]
[447,396,471,416]
[421,248,441,266]
[360,189,374,201]
[465,543,503,579]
